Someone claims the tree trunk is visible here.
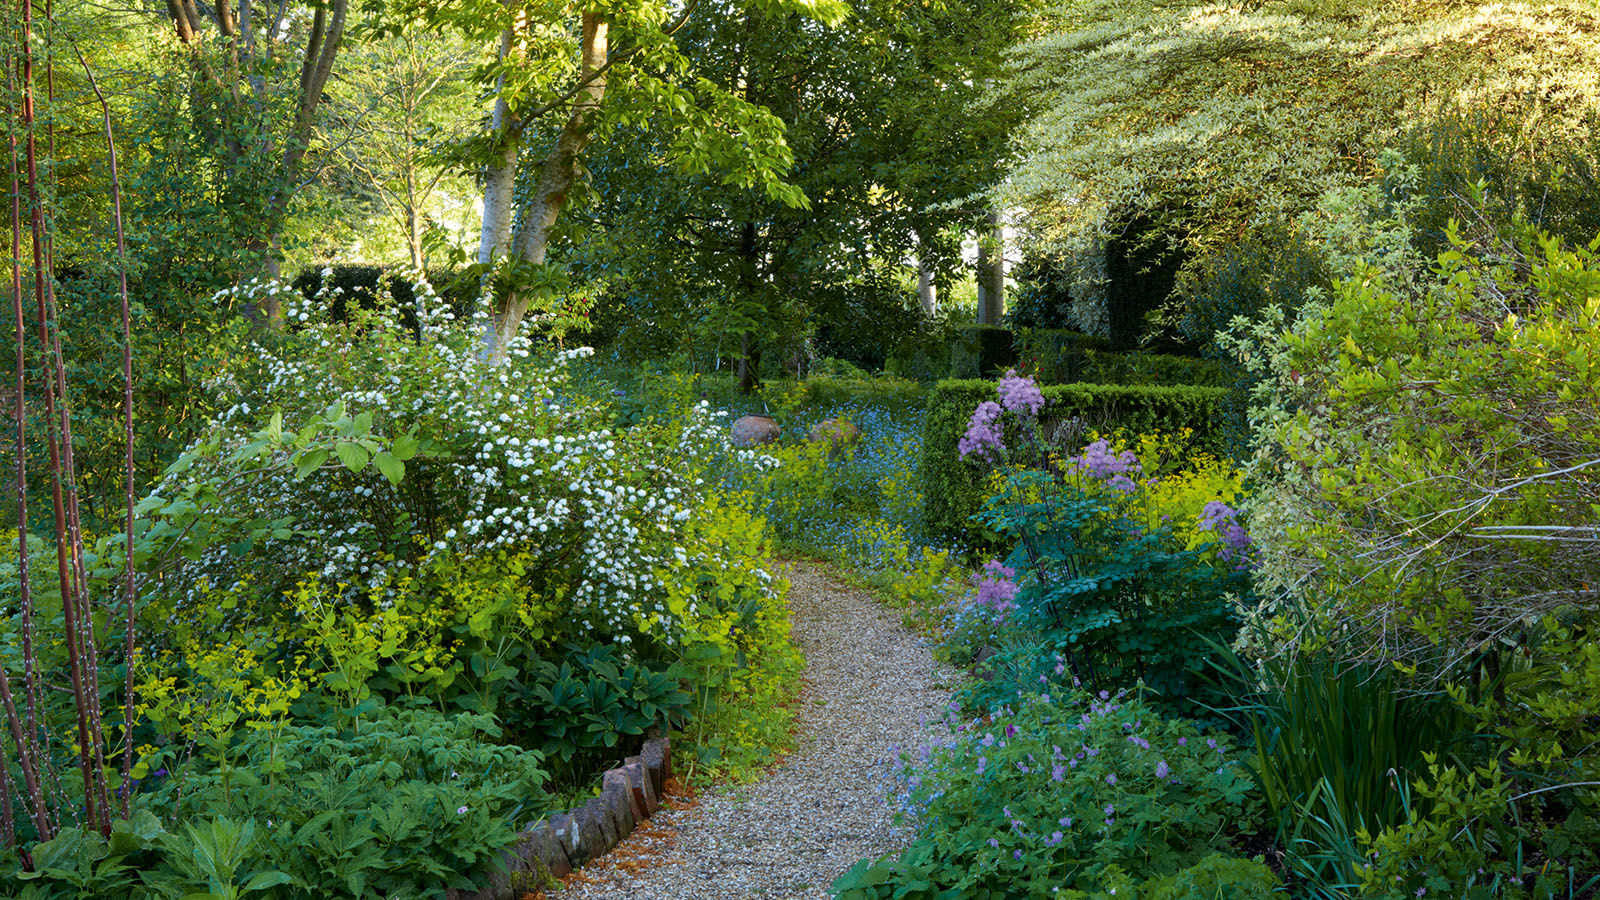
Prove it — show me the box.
[735,220,761,394]
[484,13,608,363]
[736,332,762,395]
[405,167,424,270]
[917,256,938,316]
[167,0,345,330]
[976,209,1004,325]
[477,26,519,268]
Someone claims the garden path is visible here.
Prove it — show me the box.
[558,564,954,899]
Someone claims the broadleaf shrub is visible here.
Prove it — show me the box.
[1077,350,1229,388]
[948,325,1017,379]
[1014,328,1108,384]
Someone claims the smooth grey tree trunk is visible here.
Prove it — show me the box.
[483,14,608,364]
[975,209,1004,325]
[477,26,519,268]
[917,256,938,316]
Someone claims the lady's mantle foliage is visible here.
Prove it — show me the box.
[144,270,775,647]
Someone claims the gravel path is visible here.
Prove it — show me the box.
[559,564,954,899]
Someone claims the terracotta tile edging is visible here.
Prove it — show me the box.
[445,734,673,900]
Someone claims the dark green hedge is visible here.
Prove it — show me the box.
[289,264,476,322]
[1016,328,1109,383]
[1012,330,1227,387]
[948,325,1016,379]
[918,379,1230,546]
[1079,350,1231,388]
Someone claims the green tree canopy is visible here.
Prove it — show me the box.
[1001,0,1600,274]
[572,0,1031,379]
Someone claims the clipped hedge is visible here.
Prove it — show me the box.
[919,379,1229,546]
[948,325,1016,379]
[1015,328,1109,383]
[289,264,476,321]
[1014,329,1227,387]
[1079,350,1231,388]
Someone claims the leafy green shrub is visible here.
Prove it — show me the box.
[971,458,1250,708]
[1179,220,1329,460]
[886,317,964,383]
[1348,616,1600,899]
[831,690,1269,899]
[1356,754,1600,900]
[120,274,804,804]
[1402,108,1600,263]
[143,274,778,669]
[919,380,1229,545]
[1077,350,1229,388]
[288,264,475,324]
[1232,212,1600,669]
[1007,254,1077,330]
[171,708,550,899]
[7,709,551,900]
[1226,177,1600,895]
[507,643,690,791]
[1015,327,1227,388]
[948,325,1016,379]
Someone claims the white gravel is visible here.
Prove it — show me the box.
[559,564,955,899]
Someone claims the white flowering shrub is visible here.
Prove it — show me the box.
[145,271,781,661]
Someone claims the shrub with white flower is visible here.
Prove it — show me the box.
[148,271,773,652]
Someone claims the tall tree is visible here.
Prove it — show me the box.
[161,0,352,323]
[320,27,477,268]
[576,0,1030,387]
[1001,0,1600,284]
[404,0,848,362]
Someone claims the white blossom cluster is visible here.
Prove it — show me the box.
[161,272,772,645]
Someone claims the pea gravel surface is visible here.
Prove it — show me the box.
[559,564,956,899]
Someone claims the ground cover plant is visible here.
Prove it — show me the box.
[832,688,1276,899]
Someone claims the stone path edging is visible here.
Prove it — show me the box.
[448,734,673,900]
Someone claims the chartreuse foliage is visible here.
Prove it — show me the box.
[1000,0,1600,298]
[1219,183,1600,895]
[1240,220,1600,669]
[919,380,1228,545]
[832,689,1273,900]
[3,273,808,896]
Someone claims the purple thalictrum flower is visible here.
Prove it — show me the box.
[1067,439,1142,482]
[997,370,1046,416]
[959,401,1005,460]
